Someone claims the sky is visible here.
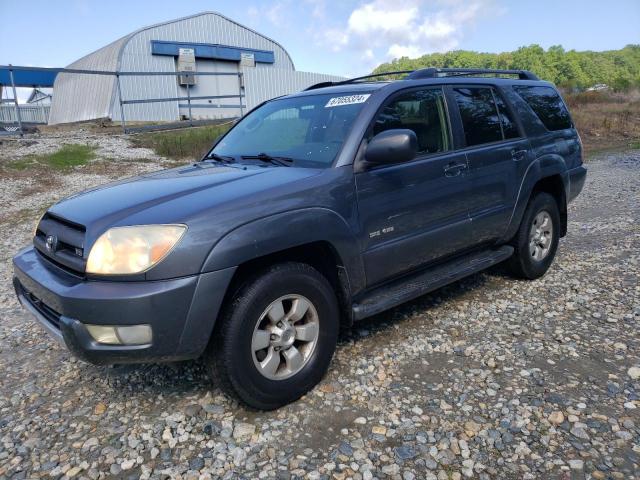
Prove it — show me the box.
[1,0,639,101]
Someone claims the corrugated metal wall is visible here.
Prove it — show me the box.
[48,37,127,124]
[243,67,344,111]
[49,12,344,125]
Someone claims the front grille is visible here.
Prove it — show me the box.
[19,283,62,330]
[34,213,86,274]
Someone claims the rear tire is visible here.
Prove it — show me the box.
[205,262,339,410]
[507,192,560,279]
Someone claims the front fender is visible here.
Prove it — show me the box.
[502,154,569,242]
[200,207,366,293]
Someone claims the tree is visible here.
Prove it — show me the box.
[372,45,640,90]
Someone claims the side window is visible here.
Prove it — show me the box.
[452,87,503,146]
[373,89,450,155]
[493,92,520,139]
[513,85,573,131]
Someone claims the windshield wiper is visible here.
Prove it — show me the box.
[241,153,294,167]
[203,153,236,164]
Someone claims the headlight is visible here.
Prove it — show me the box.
[86,224,187,275]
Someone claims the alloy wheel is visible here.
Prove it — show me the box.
[251,294,320,380]
[529,210,554,261]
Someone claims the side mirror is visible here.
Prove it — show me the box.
[364,129,418,166]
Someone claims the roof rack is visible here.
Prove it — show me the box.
[406,68,539,80]
[304,70,414,90]
[304,67,539,90]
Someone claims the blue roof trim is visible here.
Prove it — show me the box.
[0,67,59,87]
[151,40,275,64]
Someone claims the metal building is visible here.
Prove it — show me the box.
[48,12,344,125]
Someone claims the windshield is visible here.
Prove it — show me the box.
[211,92,371,168]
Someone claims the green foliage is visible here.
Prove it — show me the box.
[7,144,96,171]
[373,44,640,90]
[131,124,232,160]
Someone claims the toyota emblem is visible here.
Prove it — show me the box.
[45,235,57,252]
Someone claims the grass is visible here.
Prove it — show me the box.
[131,123,232,160]
[565,89,640,155]
[6,144,97,171]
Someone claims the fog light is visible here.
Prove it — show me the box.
[86,325,120,344]
[85,324,152,345]
[116,325,152,345]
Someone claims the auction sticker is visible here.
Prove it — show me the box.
[325,94,371,108]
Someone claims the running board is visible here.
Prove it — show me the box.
[352,246,513,321]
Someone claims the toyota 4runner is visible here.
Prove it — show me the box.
[13,68,587,409]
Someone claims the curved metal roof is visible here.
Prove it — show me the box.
[64,11,295,70]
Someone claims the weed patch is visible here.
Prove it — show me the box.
[6,144,96,171]
[131,124,231,160]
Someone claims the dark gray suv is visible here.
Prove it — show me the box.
[13,68,587,409]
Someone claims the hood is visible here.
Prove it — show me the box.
[49,162,321,233]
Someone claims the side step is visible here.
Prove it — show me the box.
[352,246,513,321]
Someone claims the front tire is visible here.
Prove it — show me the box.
[507,192,561,279]
[206,262,340,410]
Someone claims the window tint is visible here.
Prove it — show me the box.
[373,89,450,154]
[493,92,520,139]
[513,85,572,131]
[453,87,503,146]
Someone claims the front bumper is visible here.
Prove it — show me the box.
[13,246,235,365]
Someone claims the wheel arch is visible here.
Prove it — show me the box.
[221,241,354,328]
[201,208,364,330]
[503,154,569,241]
[531,174,567,237]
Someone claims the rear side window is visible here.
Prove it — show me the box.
[452,87,504,146]
[513,85,573,131]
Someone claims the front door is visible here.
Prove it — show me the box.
[355,87,474,287]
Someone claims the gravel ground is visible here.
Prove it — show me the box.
[0,134,638,480]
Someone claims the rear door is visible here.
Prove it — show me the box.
[355,87,474,286]
[448,85,530,245]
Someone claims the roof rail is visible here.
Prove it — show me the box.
[406,68,539,80]
[304,70,414,91]
[304,67,539,91]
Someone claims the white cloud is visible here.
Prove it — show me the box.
[265,2,286,27]
[325,0,499,64]
[322,28,350,52]
[387,44,424,59]
[348,4,419,41]
[247,1,291,28]
[304,0,326,19]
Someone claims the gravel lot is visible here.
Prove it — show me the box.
[0,134,639,480]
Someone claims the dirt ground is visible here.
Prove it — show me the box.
[0,133,639,479]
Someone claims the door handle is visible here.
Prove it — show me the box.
[444,162,467,177]
[511,149,527,161]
